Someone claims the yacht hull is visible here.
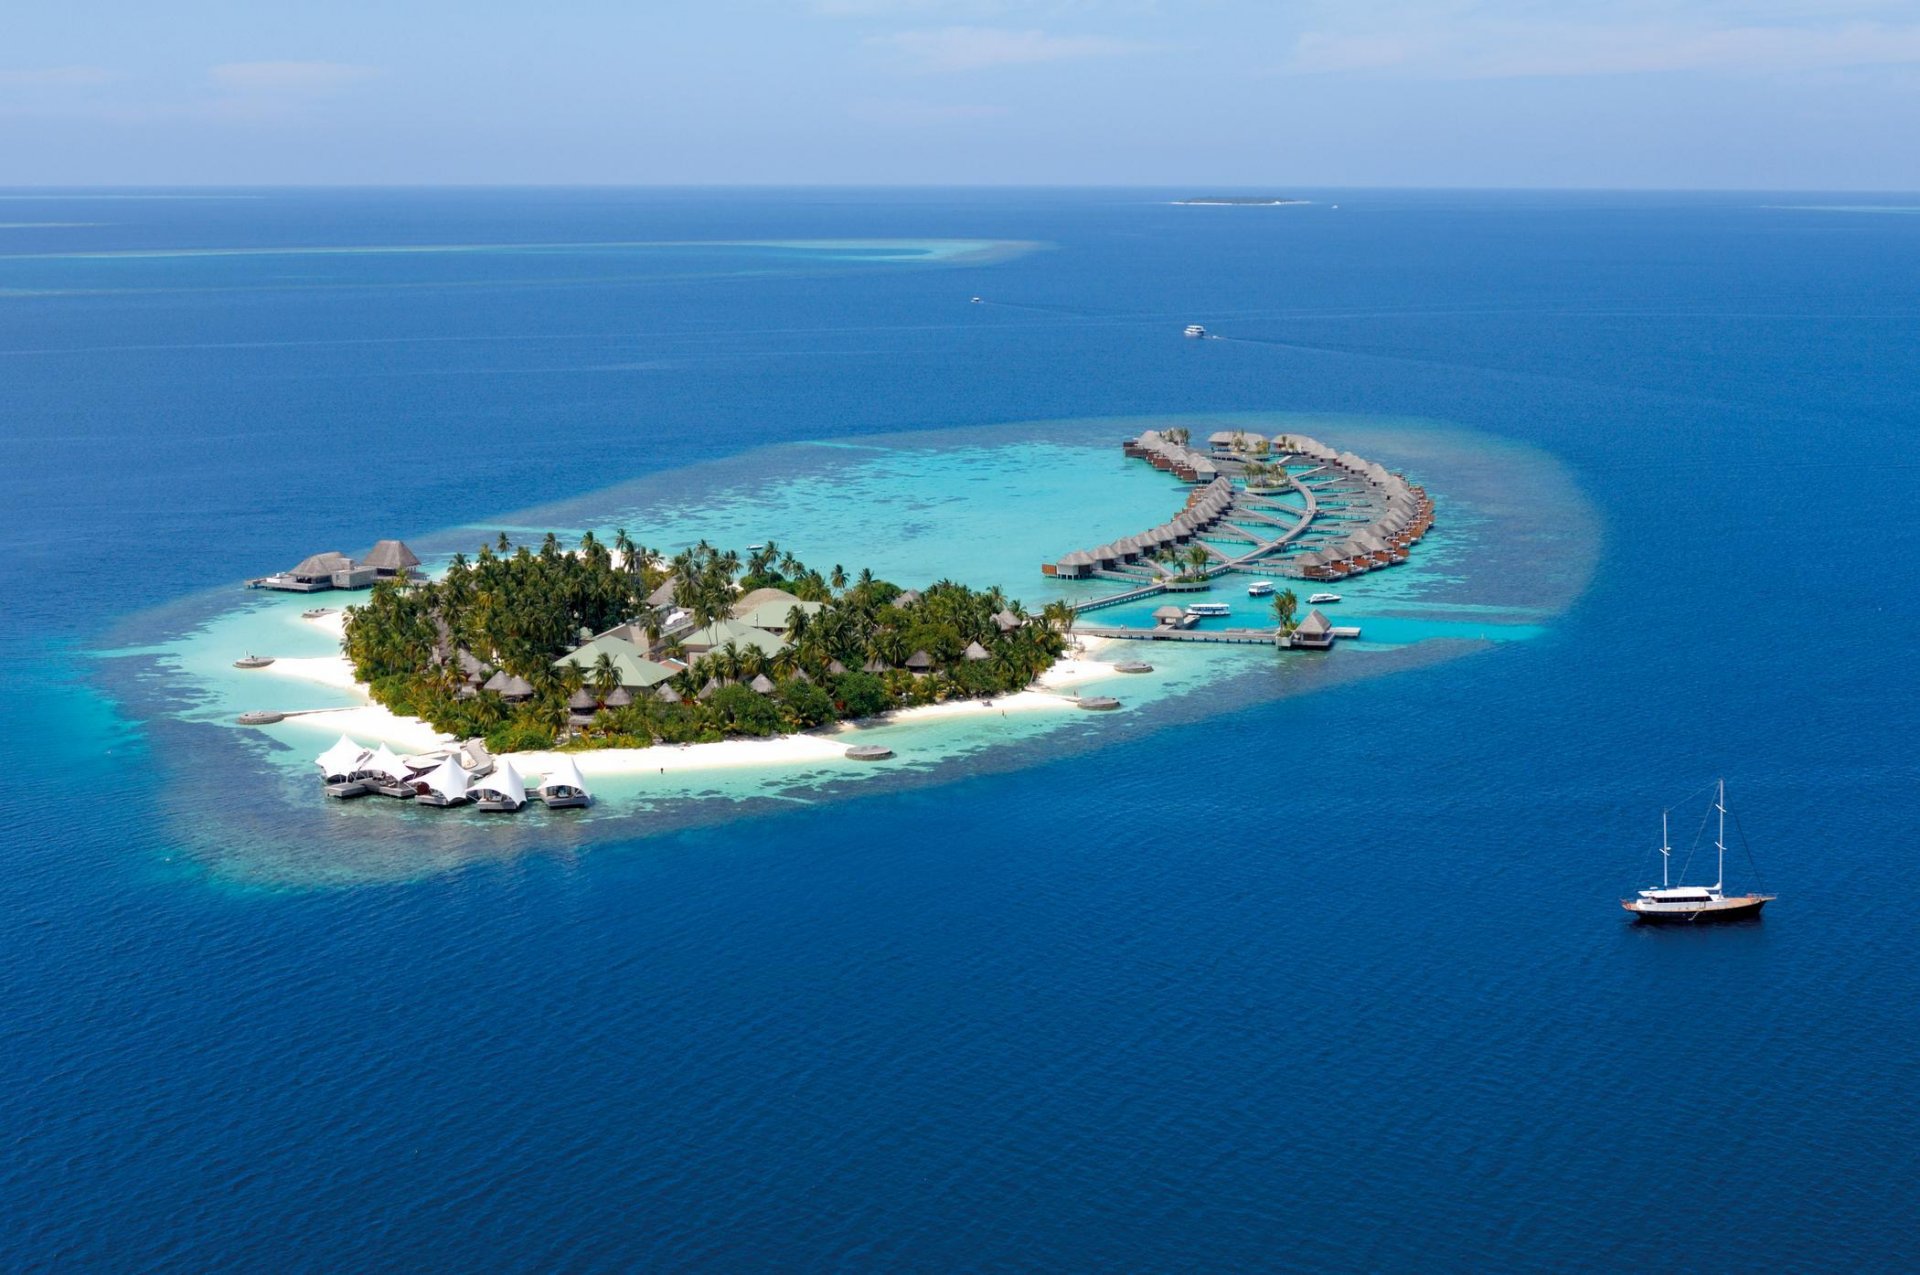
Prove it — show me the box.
[1622,896,1771,923]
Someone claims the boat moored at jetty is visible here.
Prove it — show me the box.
[1246,580,1274,597]
[1623,781,1774,923]
[1185,602,1231,619]
[537,757,592,810]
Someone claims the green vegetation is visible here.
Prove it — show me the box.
[1270,588,1299,634]
[343,535,1069,753]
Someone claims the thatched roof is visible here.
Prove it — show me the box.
[483,671,534,699]
[291,551,350,578]
[568,688,597,709]
[992,609,1021,632]
[748,673,777,694]
[646,578,677,608]
[606,685,634,707]
[863,657,889,674]
[1297,609,1332,636]
[361,540,420,571]
[963,642,991,662]
[654,684,681,704]
[730,586,804,619]
[1153,605,1186,621]
[896,589,923,606]
[904,650,934,670]
[827,659,848,676]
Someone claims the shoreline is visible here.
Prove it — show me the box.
[259,610,1122,777]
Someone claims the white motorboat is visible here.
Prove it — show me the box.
[1183,324,1208,338]
[1308,592,1342,604]
[1246,580,1274,597]
[1185,602,1231,618]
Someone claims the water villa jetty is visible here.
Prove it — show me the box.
[249,540,420,593]
[1043,431,1434,637]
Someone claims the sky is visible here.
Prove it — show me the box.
[2,0,1918,188]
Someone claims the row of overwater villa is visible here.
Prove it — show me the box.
[1044,430,1436,597]
[315,735,590,813]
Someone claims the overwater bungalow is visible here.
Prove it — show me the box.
[413,755,471,807]
[472,760,527,813]
[537,757,591,810]
[1290,609,1335,649]
[361,540,420,579]
[1153,604,1192,629]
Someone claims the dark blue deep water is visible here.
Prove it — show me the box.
[3,189,1918,1270]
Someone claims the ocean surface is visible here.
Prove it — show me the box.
[2,188,1917,1270]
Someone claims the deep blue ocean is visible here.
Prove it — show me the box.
[2,189,1917,1270]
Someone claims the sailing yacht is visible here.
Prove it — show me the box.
[1622,780,1775,923]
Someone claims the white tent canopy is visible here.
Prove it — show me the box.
[316,735,368,780]
[418,755,469,802]
[363,744,412,781]
[476,758,526,805]
[539,756,589,797]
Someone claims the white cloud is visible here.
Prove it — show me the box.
[872,25,1148,71]
[208,61,377,93]
[0,66,113,88]
[1287,18,1920,78]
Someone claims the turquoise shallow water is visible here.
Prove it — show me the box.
[4,189,1918,1271]
[97,411,1591,886]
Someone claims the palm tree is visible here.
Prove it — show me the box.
[1185,542,1210,576]
[830,564,847,593]
[1270,589,1298,634]
[591,652,621,702]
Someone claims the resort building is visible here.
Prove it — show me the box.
[361,540,421,579]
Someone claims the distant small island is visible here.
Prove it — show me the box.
[1172,197,1308,206]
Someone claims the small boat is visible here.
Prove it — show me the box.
[1183,324,1208,338]
[1622,781,1775,923]
[845,744,894,761]
[970,296,983,304]
[1246,580,1274,597]
[1308,592,1342,605]
[301,608,332,620]
[538,756,593,810]
[747,543,766,552]
[472,759,527,813]
[1185,602,1231,618]
[233,654,274,669]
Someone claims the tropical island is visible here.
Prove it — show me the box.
[343,537,1074,755]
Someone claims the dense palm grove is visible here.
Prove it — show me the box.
[343,533,1072,753]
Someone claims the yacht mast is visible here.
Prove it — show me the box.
[1660,809,1671,889]
[1713,779,1726,891]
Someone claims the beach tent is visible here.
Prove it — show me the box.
[316,735,369,781]
[418,756,469,802]
[538,757,589,799]
[474,759,525,806]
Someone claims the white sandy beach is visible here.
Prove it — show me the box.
[265,609,1124,776]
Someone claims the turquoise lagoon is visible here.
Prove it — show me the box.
[98,412,1595,887]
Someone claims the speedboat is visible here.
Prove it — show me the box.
[1185,602,1231,618]
[233,654,274,669]
[1183,324,1208,338]
[1246,580,1274,597]
[1308,592,1342,605]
